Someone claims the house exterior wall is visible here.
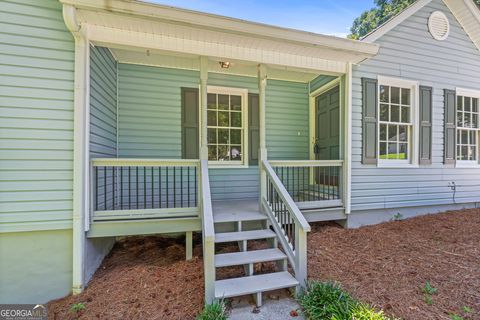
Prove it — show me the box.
[0,0,74,303]
[117,63,310,200]
[90,46,117,159]
[85,46,117,282]
[350,0,480,222]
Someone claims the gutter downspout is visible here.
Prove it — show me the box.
[63,4,90,294]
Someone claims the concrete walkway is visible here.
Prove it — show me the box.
[228,290,304,320]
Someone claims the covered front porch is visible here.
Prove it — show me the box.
[62,0,378,303]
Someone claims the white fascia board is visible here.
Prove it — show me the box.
[362,0,433,43]
[444,0,480,52]
[86,24,348,74]
[60,0,379,58]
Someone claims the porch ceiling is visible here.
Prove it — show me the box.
[61,0,379,74]
[110,48,321,83]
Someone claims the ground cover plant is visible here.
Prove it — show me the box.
[298,281,395,320]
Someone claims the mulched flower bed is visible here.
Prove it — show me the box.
[48,208,479,319]
[308,208,480,320]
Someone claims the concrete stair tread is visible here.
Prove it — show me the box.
[214,211,267,223]
[215,248,286,267]
[214,271,299,298]
[215,229,276,243]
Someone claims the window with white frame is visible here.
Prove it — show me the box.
[378,77,418,165]
[456,91,480,163]
[207,87,247,165]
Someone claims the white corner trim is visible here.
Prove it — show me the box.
[362,0,433,43]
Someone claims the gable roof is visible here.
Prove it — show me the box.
[362,0,480,51]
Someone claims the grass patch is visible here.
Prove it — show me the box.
[297,281,396,320]
[196,300,228,320]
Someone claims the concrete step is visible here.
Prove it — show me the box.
[215,229,276,243]
[214,271,299,299]
[215,248,286,268]
[214,211,267,223]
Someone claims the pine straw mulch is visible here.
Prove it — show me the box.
[308,208,480,320]
[48,208,479,320]
[47,235,275,320]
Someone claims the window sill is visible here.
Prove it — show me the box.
[377,161,419,168]
[455,161,480,168]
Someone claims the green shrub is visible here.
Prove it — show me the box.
[196,300,228,320]
[297,281,396,320]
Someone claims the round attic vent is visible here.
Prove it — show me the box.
[428,11,450,41]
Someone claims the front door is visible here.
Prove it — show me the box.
[315,85,340,160]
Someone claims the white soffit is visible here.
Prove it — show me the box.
[112,48,320,83]
[60,0,379,73]
[444,0,480,52]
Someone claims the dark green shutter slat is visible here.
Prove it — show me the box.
[362,78,378,164]
[419,86,433,165]
[249,93,259,165]
[181,87,199,159]
[444,89,456,164]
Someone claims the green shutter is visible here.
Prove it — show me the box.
[249,93,259,165]
[181,87,199,159]
[419,86,433,165]
[444,89,456,164]
[362,78,378,164]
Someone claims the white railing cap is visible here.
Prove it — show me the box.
[91,158,200,167]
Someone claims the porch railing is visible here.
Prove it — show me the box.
[261,160,311,290]
[200,159,215,304]
[268,160,343,210]
[90,158,200,221]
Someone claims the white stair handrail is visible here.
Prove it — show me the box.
[261,159,310,290]
[262,160,311,231]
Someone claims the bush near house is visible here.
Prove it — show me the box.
[196,300,228,320]
[297,281,397,320]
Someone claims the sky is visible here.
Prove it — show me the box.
[146,0,375,38]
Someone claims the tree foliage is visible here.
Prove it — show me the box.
[348,0,417,39]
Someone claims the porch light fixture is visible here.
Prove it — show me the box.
[219,61,231,69]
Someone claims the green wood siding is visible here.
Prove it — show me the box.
[266,79,309,160]
[117,65,309,200]
[90,46,117,158]
[310,75,337,93]
[117,63,199,158]
[0,0,74,231]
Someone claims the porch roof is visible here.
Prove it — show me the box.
[60,0,379,75]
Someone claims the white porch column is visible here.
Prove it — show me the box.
[200,56,209,160]
[258,64,267,205]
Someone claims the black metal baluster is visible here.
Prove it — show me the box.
[104,167,107,211]
[159,167,162,208]
[187,167,190,207]
[166,167,169,208]
[151,167,154,208]
[143,167,146,209]
[128,167,131,209]
[173,167,177,208]
[95,167,98,211]
[194,167,197,207]
[135,167,139,209]
[120,167,123,210]
[180,167,183,207]
[112,166,116,210]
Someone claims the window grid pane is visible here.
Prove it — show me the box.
[207,93,243,162]
[379,85,412,161]
[456,95,480,161]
